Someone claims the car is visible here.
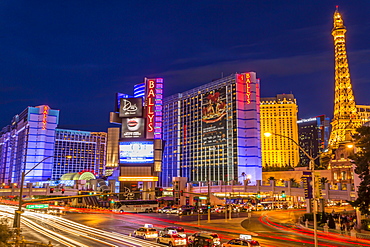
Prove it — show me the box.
[197,206,209,214]
[168,207,180,214]
[178,208,194,215]
[255,204,265,211]
[214,206,225,213]
[133,226,159,239]
[159,206,173,213]
[222,239,261,247]
[188,232,221,247]
[157,233,187,246]
[160,227,187,238]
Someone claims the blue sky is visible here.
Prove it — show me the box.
[1,1,370,131]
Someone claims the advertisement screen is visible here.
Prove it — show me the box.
[202,87,227,146]
[119,141,154,164]
[121,117,145,138]
[119,98,143,117]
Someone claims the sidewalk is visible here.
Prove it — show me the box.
[177,217,257,236]
[299,220,370,244]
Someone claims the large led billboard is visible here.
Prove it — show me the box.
[119,141,154,164]
[121,117,145,138]
[145,78,163,139]
[202,87,227,146]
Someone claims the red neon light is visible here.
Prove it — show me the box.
[146,79,156,135]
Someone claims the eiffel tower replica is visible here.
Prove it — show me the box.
[328,7,362,149]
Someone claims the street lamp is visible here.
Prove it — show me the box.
[264,132,319,247]
[13,155,71,233]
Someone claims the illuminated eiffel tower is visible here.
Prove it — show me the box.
[328,7,362,149]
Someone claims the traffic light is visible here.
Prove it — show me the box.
[155,187,163,197]
[281,191,286,198]
[61,188,65,194]
[207,203,211,209]
[180,190,184,196]
[256,191,261,199]
[50,188,54,193]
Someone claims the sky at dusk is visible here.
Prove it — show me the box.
[1,1,370,132]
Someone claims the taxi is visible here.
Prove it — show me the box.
[133,224,159,239]
[157,231,187,247]
[222,235,260,247]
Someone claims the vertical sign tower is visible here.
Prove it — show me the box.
[329,7,361,149]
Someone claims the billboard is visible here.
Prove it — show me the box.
[121,117,145,138]
[119,141,154,164]
[119,98,143,118]
[145,78,163,139]
[202,87,227,146]
[115,93,130,112]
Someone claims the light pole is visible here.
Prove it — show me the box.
[264,132,319,247]
[13,155,71,234]
[13,155,54,230]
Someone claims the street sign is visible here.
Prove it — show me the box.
[26,204,49,209]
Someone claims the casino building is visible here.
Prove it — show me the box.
[160,72,262,187]
[0,105,107,184]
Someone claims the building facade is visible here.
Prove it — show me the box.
[161,72,262,187]
[297,115,330,167]
[53,129,107,180]
[260,94,299,168]
[0,105,107,184]
[356,105,370,125]
[105,127,120,176]
[0,105,59,184]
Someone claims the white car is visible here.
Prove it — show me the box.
[133,227,158,239]
[157,233,187,246]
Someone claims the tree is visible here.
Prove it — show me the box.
[349,126,370,215]
[320,177,329,189]
[289,178,298,187]
[0,217,13,246]
[319,152,332,170]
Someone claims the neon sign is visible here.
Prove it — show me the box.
[145,78,163,139]
[42,105,49,130]
[146,79,155,137]
[245,73,251,104]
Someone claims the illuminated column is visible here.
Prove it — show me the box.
[329,7,361,148]
[235,72,262,184]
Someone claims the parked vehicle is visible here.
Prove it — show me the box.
[197,206,209,214]
[178,208,194,215]
[158,206,173,213]
[168,208,180,214]
[188,232,221,247]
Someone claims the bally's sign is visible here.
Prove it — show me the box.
[119,98,143,118]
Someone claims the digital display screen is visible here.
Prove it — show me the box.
[119,141,154,164]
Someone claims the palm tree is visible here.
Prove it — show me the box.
[289,178,298,187]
